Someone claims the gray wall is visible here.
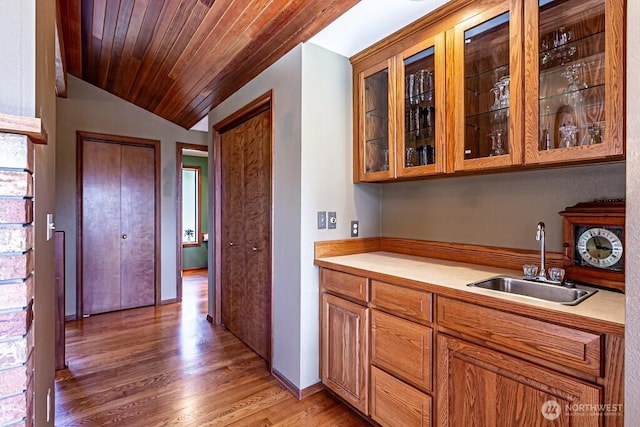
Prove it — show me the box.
[56,75,208,317]
[626,0,640,423]
[381,163,625,252]
[182,155,209,270]
[208,43,381,389]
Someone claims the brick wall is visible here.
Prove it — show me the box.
[0,133,35,427]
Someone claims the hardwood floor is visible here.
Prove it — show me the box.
[55,270,367,426]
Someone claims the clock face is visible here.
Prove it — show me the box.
[575,226,624,270]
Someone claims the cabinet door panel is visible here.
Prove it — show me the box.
[437,335,602,427]
[356,59,396,182]
[451,0,524,171]
[371,309,432,391]
[524,0,624,164]
[371,366,431,427]
[321,293,369,414]
[396,33,447,178]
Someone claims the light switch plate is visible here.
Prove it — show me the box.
[317,211,327,229]
[328,212,337,229]
[46,213,55,241]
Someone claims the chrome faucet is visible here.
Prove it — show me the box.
[536,222,547,280]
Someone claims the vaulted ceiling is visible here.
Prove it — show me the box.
[57,0,360,129]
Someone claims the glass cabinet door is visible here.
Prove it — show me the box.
[524,0,624,164]
[357,59,396,181]
[451,1,523,171]
[397,34,446,177]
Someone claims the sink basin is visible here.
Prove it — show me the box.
[467,276,597,306]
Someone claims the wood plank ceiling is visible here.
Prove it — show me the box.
[58,0,360,129]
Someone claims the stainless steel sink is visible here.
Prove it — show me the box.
[467,276,597,306]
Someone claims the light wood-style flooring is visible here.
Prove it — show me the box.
[55,270,367,426]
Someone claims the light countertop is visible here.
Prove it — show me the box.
[316,251,625,335]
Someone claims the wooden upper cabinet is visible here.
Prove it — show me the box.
[352,0,624,181]
[523,0,625,165]
[396,33,447,178]
[353,28,446,182]
[355,58,396,182]
[449,0,524,172]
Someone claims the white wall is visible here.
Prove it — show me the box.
[625,0,640,423]
[299,43,381,388]
[56,75,208,317]
[0,0,35,116]
[208,43,381,389]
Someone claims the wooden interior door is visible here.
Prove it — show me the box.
[241,109,272,361]
[219,107,272,362]
[82,140,123,314]
[81,136,157,315]
[120,145,156,309]
[220,125,246,338]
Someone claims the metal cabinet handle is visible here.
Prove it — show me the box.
[251,246,259,252]
[229,241,235,246]
[122,234,128,240]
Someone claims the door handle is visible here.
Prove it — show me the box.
[229,241,235,246]
[122,234,128,240]
[251,246,259,252]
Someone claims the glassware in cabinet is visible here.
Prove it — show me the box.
[524,0,624,164]
[356,59,396,181]
[451,1,523,172]
[397,34,446,178]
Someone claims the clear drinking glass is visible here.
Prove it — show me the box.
[558,125,578,148]
[416,70,433,106]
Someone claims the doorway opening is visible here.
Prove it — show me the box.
[176,143,210,304]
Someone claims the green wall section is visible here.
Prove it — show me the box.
[182,155,209,269]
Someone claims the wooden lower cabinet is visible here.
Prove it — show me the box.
[436,334,602,427]
[318,268,621,426]
[371,366,431,427]
[321,292,369,414]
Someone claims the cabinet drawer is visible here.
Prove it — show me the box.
[371,309,432,391]
[321,269,368,302]
[437,297,601,376]
[371,280,432,322]
[370,366,431,427]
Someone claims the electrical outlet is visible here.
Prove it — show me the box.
[351,220,359,237]
[328,212,337,229]
[317,211,327,229]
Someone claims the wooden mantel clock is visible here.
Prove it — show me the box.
[559,200,625,292]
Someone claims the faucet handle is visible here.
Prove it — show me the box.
[522,264,539,278]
